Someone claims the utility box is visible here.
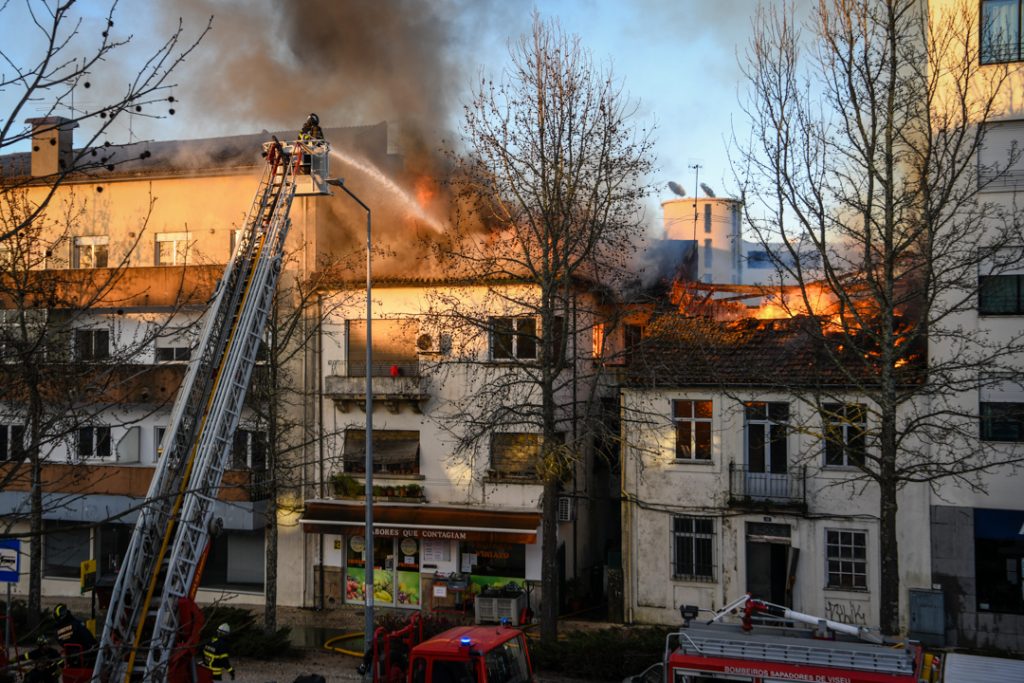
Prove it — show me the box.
[475,592,527,625]
[908,588,945,647]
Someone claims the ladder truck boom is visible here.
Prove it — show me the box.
[93,137,329,683]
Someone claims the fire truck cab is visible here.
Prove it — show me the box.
[370,618,534,683]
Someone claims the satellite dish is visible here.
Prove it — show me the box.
[699,183,716,198]
[416,333,436,352]
[667,181,687,197]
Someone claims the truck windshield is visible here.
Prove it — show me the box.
[483,635,531,683]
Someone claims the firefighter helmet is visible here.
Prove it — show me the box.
[217,623,231,636]
[307,113,319,126]
[53,603,68,620]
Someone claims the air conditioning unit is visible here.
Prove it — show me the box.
[416,332,441,354]
[557,496,575,522]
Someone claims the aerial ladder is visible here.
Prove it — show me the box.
[92,136,330,683]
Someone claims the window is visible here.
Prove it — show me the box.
[981,402,1024,441]
[72,236,108,269]
[231,428,267,470]
[491,317,537,360]
[975,508,1024,614]
[823,403,867,467]
[703,238,713,269]
[199,530,265,590]
[154,426,167,460]
[97,523,131,577]
[703,203,712,233]
[155,346,190,362]
[0,424,25,461]
[672,516,714,580]
[981,0,1023,64]
[155,232,189,266]
[77,426,111,458]
[344,429,419,474]
[979,274,1024,314]
[745,402,788,474]
[346,319,418,376]
[826,529,867,590]
[44,522,90,578]
[672,399,712,461]
[490,432,552,480]
[75,328,110,361]
[747,250,773,269]
[624,323,644,366]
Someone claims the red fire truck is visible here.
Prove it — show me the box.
[625,595,925,683]
[367,613,534,683]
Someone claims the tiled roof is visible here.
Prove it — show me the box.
[625,313,924,390]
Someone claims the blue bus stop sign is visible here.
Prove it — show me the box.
[0,539,20,583]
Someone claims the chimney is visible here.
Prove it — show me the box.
[25,116,78,177]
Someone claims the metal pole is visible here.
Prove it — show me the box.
[329,179,374,648]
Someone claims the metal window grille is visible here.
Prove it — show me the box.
[826,529,867,589]
[672,516,715,580]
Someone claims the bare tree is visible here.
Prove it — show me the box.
[737,0,1024,633]
[436,13,653,640]
[0,0,210,241]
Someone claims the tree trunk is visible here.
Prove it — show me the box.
[264,498,278,635]
[878,409,900,635]
[28,452,42,627]
[540,478,559,641]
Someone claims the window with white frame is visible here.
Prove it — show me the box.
[77,426,111,458]
[826,529,867,590]
[155,232,190,266]
[672,399,712,461]
[75,328,110,361]
[982,0,1024,64]
[72,235,109,269]
[490,316,537,360]
[980,402,1024,441]
[744,401,789,474]
[155,329,192,363]
[672,516,714,580]
[0,424,25,461]
[154,426,167,460]
[823,403,867,467]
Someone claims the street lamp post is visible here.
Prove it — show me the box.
[327,178,375,649]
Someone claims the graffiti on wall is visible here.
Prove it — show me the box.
[824,598,867,626]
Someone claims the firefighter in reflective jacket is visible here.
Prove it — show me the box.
[20,636,62,683]
[201,623,235,681]
[52,603,97,668]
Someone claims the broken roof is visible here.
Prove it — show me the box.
[626,313,925,390]
[0,122,391,181]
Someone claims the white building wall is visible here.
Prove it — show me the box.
[621,388,932,629]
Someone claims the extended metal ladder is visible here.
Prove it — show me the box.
[93,138,323,683]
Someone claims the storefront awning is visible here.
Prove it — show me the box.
[300,499,541,544]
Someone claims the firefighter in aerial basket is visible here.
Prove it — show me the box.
[298,113,324,175]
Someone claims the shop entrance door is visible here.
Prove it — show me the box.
[345,535,421,608]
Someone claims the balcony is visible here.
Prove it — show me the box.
[325,359,429,413]
[728,462,806,512]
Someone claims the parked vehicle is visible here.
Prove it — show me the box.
[624,594,924,683]
[367,613,534,683]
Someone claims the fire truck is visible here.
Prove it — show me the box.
[365,613,535,683]
[83,135,330,683]
[625,594,926,683]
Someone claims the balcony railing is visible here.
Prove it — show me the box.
[728,462,806,510]
[328,358,420,378]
